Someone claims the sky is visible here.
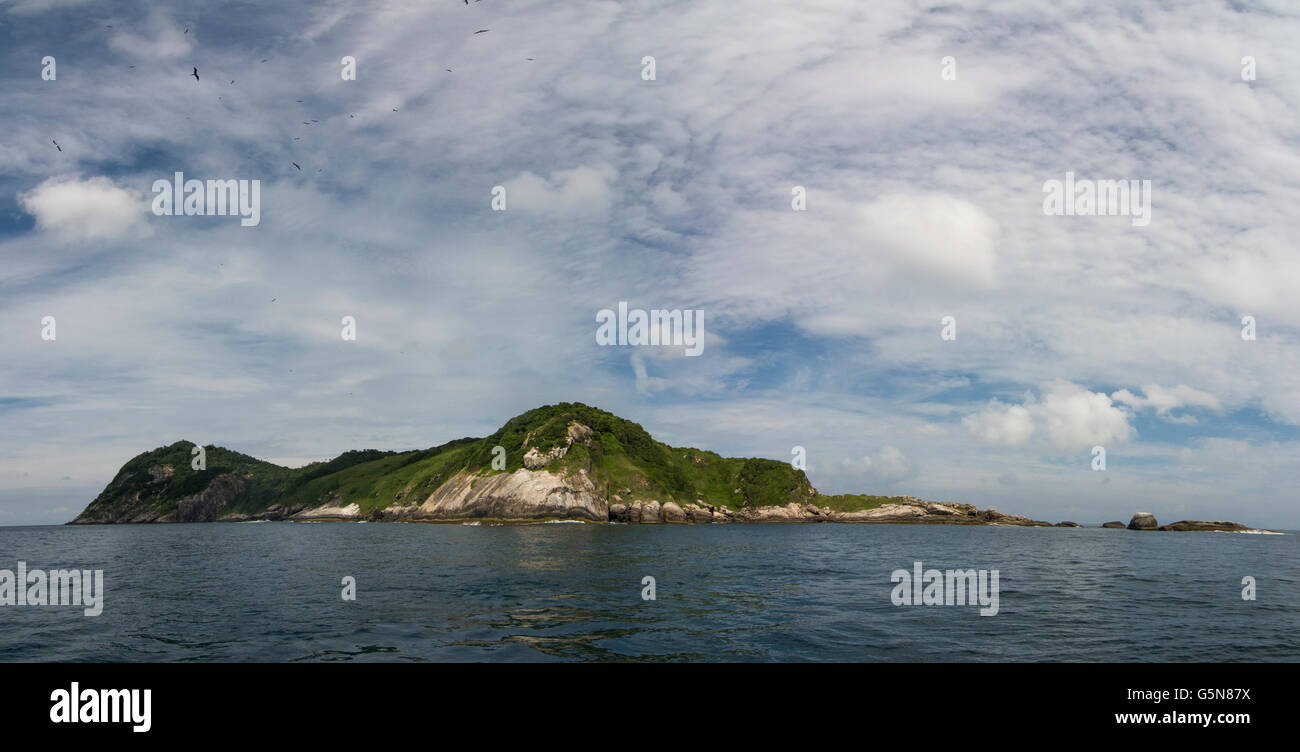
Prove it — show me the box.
[1,0,1298,528]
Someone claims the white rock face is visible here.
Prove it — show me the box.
[523,445,568,469]
[413,469,607,521]
[567,422,594,444]
[294,502,362,519]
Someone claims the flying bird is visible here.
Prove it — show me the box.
[184,28,189,34]
[52,140,61,151]
[191,67,199,81]
[292,162,301,170]
[475,29,489,34]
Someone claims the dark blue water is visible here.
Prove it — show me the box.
[1,522,1296,661]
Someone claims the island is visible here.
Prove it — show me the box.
[67,402,1264,531]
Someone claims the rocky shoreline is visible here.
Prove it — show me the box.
[209,496,1264,532]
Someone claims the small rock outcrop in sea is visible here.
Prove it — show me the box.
[1157,520,1250,532]
[1055,521,1080,527]
[1128,512,1159,530]
[1101,521,1126,529]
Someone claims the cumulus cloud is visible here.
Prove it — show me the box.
[19,176,146,243]
[963,401,1035,446]
[965,382,1135,452]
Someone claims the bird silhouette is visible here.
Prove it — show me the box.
[52,140,61,152]
[191,67,199,81]
[292,162,301,170]
[475,29,489,34]
[184,27,188,34]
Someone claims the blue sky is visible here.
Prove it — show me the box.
[1,0,1298,527]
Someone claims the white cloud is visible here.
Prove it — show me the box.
[18,176,146,243]
[1112,384,1222,424]
[3,0,92,15]
[1037,382,1135,450]
[852,193,999,288]
[1261,391,1300,426]
[965,382,1135,452]
[502,165,614,215]
[963,400,1035,446]
[630,352,670,397]
[106,10,192,60]
[844,445,916,488]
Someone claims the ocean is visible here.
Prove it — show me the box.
[1,521,1295,662]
